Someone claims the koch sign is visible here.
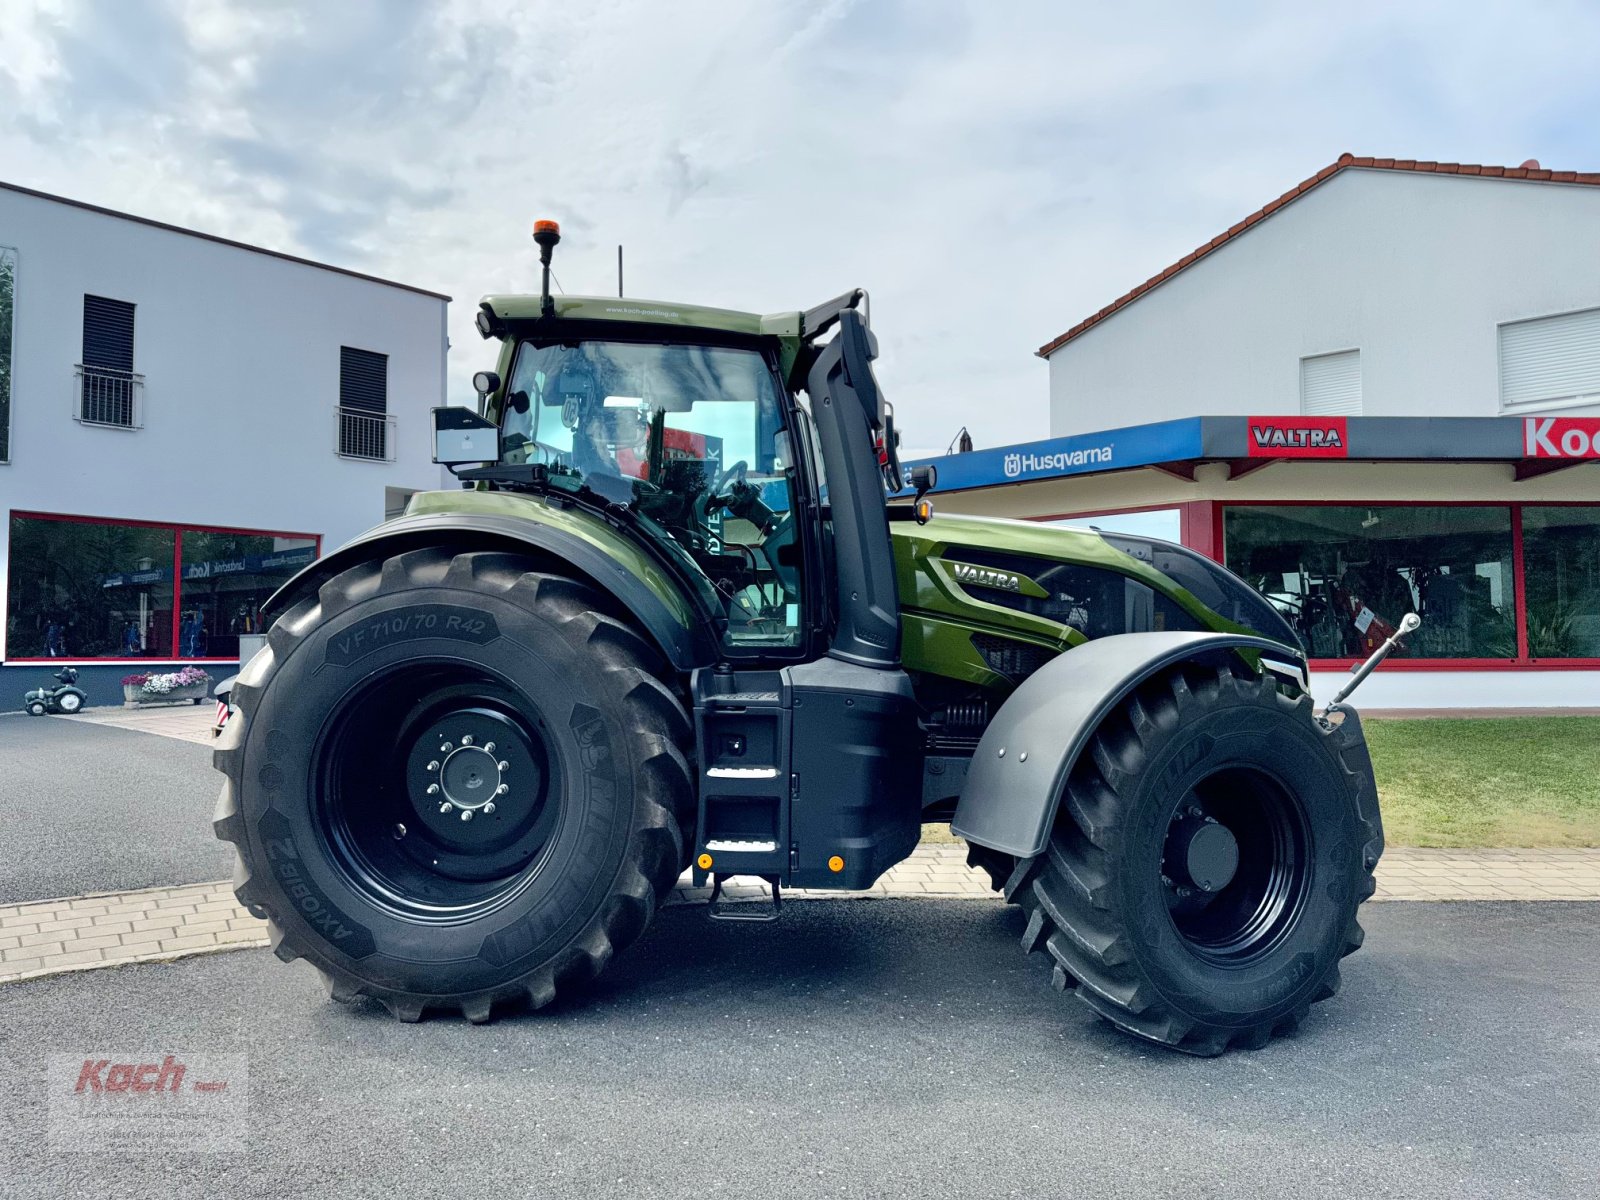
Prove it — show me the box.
[1246,416,1348,458]
[1525,417,1600,459]
[902,418,1203,493]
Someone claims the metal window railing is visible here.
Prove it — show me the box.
[336,406,395,461]
[74,364,144,429]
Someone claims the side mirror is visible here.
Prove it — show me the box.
[433,406,500,465]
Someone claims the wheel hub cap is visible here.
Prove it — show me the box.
[1164,809,1240,894]
[404,706,543,853]
[439,744,504,811]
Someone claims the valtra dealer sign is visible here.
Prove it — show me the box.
[1525,417,1600,459]
[1246,416,1349,458]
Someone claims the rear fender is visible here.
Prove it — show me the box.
[951,632,1310,858]
[258,512,717,672]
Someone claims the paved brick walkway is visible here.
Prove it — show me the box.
[3,845,1598,986]
[72,702,218,744]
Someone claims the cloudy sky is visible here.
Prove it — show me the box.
[3,0,1598,453]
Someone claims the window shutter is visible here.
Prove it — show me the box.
[1499,308,1600,410]
[340,346,388,413]
[1301,349,1362,416]
[83,295,135,371]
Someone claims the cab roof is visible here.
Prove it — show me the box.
[479,293,802,339]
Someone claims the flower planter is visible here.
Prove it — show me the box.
[133,682,209,706]
[122,671,213,707]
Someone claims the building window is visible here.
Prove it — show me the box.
[1521,507,1600,659]
[1499,307,1600,411]
[5,512,318,660]
[338,345,392,460]
[1223,505,1515,659]
[0,246,14,463]
[1300,349,1361,416]
[77,294,142,428]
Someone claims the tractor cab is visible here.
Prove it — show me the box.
[491,336,806,651]
[433,221,906,675]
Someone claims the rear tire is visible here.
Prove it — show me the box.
[1008,658,1381,1055]
[213,548,694,1022]
[58,693,83,714]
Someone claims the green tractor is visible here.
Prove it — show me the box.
[214,222,1388,1054]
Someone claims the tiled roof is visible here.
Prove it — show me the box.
[1036,153,1600,358]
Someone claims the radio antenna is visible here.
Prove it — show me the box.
[618,245,624,297]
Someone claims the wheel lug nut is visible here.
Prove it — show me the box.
[497,760,510,772]
[484,742,496,754]
[460,809,473,822]
[496,783,509,795]
[462,735,474,746]
[438,802,453,814]
[427,760,439,772]
[441,742,453,753]
[484,802,496,815]
[426,784,439,795]
[394,823,407,839]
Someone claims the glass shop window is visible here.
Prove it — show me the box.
[1521,507,1600,659]
[6,515,176,658]
[1223,506,1516,659]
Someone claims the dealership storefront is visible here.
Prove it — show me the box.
[906,414,1600,709]
[5,512,321,690]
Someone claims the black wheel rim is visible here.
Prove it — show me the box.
[313,660,563,920]
[1160,766,1311,965]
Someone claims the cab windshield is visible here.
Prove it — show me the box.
[499,339,803,649]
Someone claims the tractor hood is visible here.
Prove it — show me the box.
[890,512,1302,689]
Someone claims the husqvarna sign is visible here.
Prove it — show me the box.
[906,418,1204,493]
[1002,444,1113,478]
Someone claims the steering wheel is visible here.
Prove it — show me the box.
[710,459,748,504]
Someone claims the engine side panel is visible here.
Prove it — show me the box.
[891,513,1298,689]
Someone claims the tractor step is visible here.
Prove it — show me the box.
[707,874,782,922]
[690,661,921,891]
[693,669,792,880]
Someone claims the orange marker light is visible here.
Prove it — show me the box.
[697,852,713,871]
[533,219,561,236]
[828,855,845,873]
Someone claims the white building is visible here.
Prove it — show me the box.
[911,157,1600,709]
[0,180,450,705]
[1045,155,1600,434]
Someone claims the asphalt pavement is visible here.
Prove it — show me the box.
[0,714,230,903]
[2,898,1596,1199]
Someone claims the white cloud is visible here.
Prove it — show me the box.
[2,0,1597,454]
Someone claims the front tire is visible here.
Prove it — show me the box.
[1007,658,1381,1055]
[213,549,694,1023]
